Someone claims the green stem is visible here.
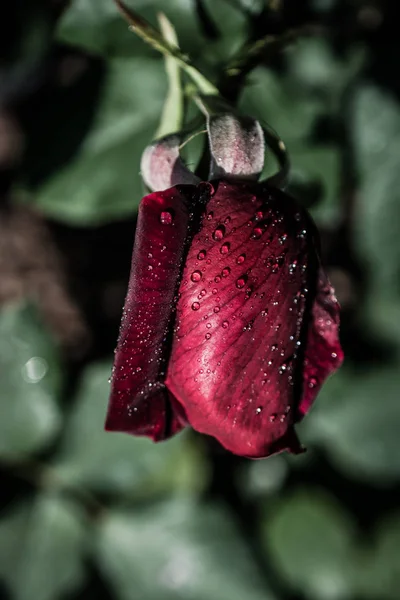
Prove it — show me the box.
[113,0,219,96]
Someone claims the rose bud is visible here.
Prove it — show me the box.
[105,113,343,458]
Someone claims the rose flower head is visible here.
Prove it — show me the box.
[105,110,343,458]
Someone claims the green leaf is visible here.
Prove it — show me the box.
[351,84,400,292]
[0,494,86,600]
[239,67,324,146]
[239,454,288,498]
[29,57,167,225]
[0,304,62,459]
[95,499,276,600]
[287,38,364,106]
[56,0,205,58]
[200,0,249,65]
[155,13,183,138]
[355,513,400,600]
[300,366,400,482]
[262,489,356,600]
[53,361,208,497]
[291,145,341,224]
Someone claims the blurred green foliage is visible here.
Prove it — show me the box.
[1,1,400,600]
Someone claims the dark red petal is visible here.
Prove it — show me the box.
[298,269,344,418]
[166,179,322,458]
[106,185,198,441]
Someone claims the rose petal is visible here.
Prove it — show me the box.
[298,269,344,417]
[166,179,322,457]
[106,184,199,441]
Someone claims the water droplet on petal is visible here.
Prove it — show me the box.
[214,306,220,313]
[236,275,248,289]
[191,270,202,282]
[237,254,246,264]
[213,225,226,241]
[255,406,263,414]
[160,210,173,225]
[222,266,231,277]
[252,227,263,239]
[192,302,200,311]
[222,320,229,329]
[279,234,287,245]
[205,333,212,340]
[269,413,277,423]
[220,242,230,254]
[197,250,206,260]
[308,377,317,389]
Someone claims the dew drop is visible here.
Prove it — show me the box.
[331,352,337,358]
[308,377,317,389]
[206,322,212,329]
[213,225,226,240]
[236,275,248,289]
[214,275,221,283]
[222,266,231,277]
[220,242,230,254]
[191,270,202,282]
[160,210,173,225]
[245,286,253,300]
[261,309,268,317]
[197,250,206,260]
[255,407,263,414]
[255,210,264,221]
[269,413,277,423]
[207,211,214,221]
[279,234,287,245]
[278,364,287,375]
[213,306,220,313]
[222,320,229,329]
[271,344,278,352]
[252,227,263,239]
[205,333,212,340]
[192,302,200,311]
[237,253,246,264]
[212,288,218,294]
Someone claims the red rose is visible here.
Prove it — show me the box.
[105,115,343,458]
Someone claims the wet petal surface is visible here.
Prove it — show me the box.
[106,185,199,440]
[166,179,338,457]
[299,270,344,418]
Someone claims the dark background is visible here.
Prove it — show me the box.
[1,1,400,599]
